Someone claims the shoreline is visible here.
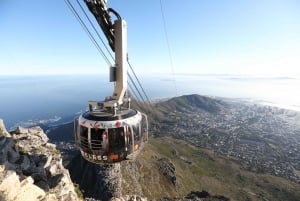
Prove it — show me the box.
[5,94,300,132]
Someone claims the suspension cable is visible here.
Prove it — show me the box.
[65,0,154,112]
[127,60,152,105]
[75,0,114,61]
[159,0,178,96]
[128,75,153,113]
[127,61,155,112]
[128,72,145,103]
[128,82,140,102]
[128,82,144,109]
[74,0,151,107]
[64,0,112,66]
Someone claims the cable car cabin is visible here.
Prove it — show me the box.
[74,108,148,164]
[72,0,149,164]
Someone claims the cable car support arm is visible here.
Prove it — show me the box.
[84,0,129,114]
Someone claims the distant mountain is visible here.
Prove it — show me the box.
[156,94,226,113]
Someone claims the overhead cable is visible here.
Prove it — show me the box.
[128,72,145,103]
[75,0,114,61]
[64,0,112,66]
[159,0,178,96]
[127,60,152,105]
[65,0,153,112]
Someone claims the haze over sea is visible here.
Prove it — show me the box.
[1,74,300,130]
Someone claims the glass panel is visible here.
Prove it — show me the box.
[124,126,131,151]
[108,127,125,152]
[133,123,141,141]
[74,117,79,144]
[102,131,109,151]
[80,126,89,149]
[141,113,148,142]
[90,128,105,150]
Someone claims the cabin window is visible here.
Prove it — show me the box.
[132,123,141,141]
[74,118,80,143]
[124,126,132,151]
[108,127,125,151]
[90,128,105,150]
[80,126,89,149]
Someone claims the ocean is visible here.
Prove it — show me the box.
[1,74,300,130]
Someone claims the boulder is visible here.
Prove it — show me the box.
[0,137,20,164]
[18,155,31,171]
[13,126,29,134]
[0,170,46,201]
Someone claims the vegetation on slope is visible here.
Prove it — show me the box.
[121,137,300,201]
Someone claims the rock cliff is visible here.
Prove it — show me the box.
[67,153,122,200]
[0,119,80,201]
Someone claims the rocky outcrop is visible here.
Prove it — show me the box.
[111,195,147,201]
[0,119,80,201]
[185,191,230,201]
[153,191,230,201]
[156,158,176,186]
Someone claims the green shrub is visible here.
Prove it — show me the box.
[74,183,84,200]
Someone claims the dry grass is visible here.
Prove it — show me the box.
[120,137,300,201]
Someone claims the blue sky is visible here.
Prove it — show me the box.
[1,0,300,76]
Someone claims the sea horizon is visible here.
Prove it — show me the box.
[1,74,300,130]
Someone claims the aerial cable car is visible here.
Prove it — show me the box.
[74,0,148,164]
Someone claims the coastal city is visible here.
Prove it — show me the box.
[151,96,300,183]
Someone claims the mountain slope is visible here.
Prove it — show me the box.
[45,94,300,201]
[121,137,300,201]
[48,122,300,201]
